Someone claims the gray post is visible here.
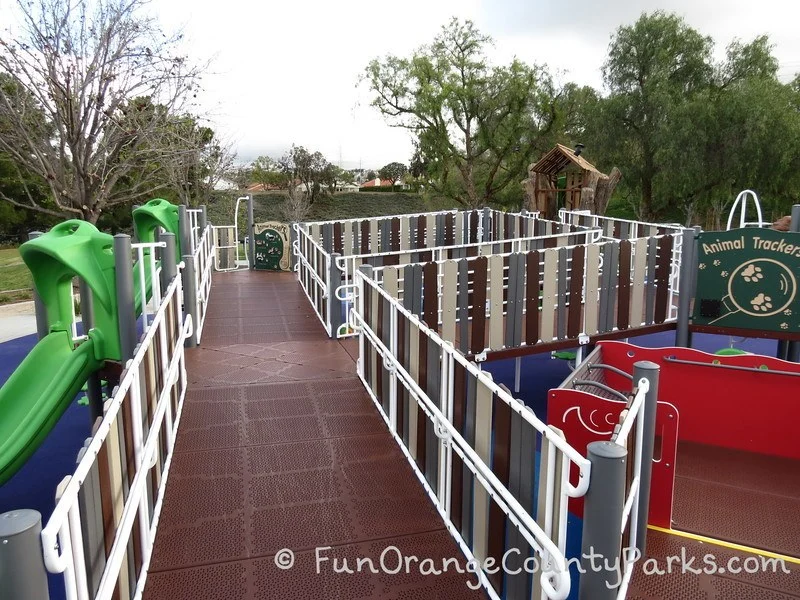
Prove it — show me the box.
[579,441,627,600]
[247,195,255,270]
[290,222,298,271]
[481,207,492,243]
[78,278,104,420]
[199,204,208,230]
[114,235,137,362]
[675,227,697,347]
[329,253,344,337]
[782,205,800,361]
[0,509,49,600]
[183,255,199,348]
[159,232,177,291]
[632,360,659,553]
[27,232,49,340]
[178,205,192,258]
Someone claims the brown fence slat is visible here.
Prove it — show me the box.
[333,221,343,254]
[470,256,488,354]
[617,240,632,330]
[567,245,585,338]
[391,217,400,251]
[525,252,541,344]
[487,393,512,592]
[360,220,370,254]
[450,361,466,529]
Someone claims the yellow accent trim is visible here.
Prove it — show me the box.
[647,525,800,565]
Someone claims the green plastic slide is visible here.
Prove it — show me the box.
[0,330,100,484]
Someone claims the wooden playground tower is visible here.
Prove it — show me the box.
[524,143,621,219]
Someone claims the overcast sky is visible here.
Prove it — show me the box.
[5,0,800,169]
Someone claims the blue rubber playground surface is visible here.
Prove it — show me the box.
[0,324,778,600]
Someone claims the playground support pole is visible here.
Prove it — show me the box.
[159,232,178,290]
[27,232,49,340]
[0,510,49,600]
[183,254,199,348]
[579,441,627,600]
[79,278,104,420]
[178,205,192,258]
[199,204,208,231]
[328,253,344,337]
[633,360,660,554]
[114,234,137,362]
[780,205,800,362]
[675,227,697,347]
[290,222,298,271]
[247,195,255,270]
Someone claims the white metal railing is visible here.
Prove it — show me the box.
[132,241,166,333]
[351,269,592,600]
[212,195,249,272]
[726,189,768,230]
[609,379,649,599]
[294,222,332,335]
[559,209,683,238]
[186,208,203,255]
[41,271,192,600]
[192,225,214,341]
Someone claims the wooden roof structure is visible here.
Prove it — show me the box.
[530,143,602,176]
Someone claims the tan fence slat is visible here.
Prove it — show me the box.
[489,254,505,350]
[370,220,380,254]
[383,267,398,298]
[400,216,411,251]
[540,249,558,342]
[584,244,601,335]
[472,378,494,562]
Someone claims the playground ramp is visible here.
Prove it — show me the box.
[142,270,488,599]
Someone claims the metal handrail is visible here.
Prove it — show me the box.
[352,308,572,599]
[358,270,592,497]
[663,356,800,377]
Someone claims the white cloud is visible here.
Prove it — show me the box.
[4,0,797,167]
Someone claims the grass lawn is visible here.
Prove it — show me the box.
[0,247,33,305]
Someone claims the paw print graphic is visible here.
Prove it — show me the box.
[741,264,763,282]
[780,322,789,330]
[720,271,729,277]
[698,263,706,270]
[713,259,721,266]
[785,309,793,316]
[751,293,773,312]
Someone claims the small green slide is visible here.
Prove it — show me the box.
[0,220,121,485]
[0,331,100,484]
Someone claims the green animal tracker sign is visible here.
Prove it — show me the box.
[693,228,800,335]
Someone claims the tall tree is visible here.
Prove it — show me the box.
[365,18,558,208]
[599,11,713,221]
[0,0,202,222]
[378,162,408,186]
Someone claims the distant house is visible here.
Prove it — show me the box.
[213,178,240,191]
[246,182,284,193]
[360,178,395,188]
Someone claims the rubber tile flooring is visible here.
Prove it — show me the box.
[144,270,486,600]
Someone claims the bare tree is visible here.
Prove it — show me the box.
[160,117,236,207]
[0,0,203,222]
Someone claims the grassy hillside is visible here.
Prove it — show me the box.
[0,248,33,304]
[206,191,460,232]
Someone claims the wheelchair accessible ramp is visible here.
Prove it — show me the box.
[143,271,486,599]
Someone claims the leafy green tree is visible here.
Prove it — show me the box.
[251,156,285,189]
[378,162,408,186]
[597,11,713,221]
[365,18,558,208]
